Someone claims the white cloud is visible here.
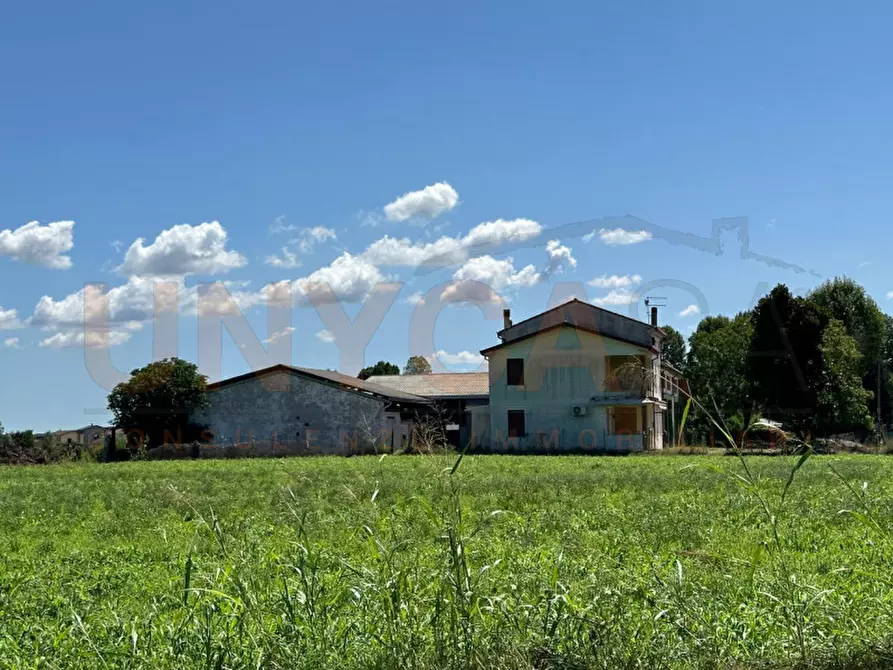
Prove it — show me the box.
[315,329,336,343]
[544,239,576,275]
[0,307,23,330]
[3,337,21,349]
[119,221,247,277]
[441,255,539,303]
[405,291,425,306]
[383,182,459,222]
[462,218,541,250]
[887,290,893,299]
[32,276,171,329]
[678,304,700,317]
[361,218,542,269]
[362,235,465,268]
[39,330,133,349]
[595,228,653,245]
[269,215,297,234]
[429,350,485,367]
[592,289,640,306]
[298,226,337,253]
[264,326,296,344]
[265,247,301,269]
[0,220,75,269]
[260,252,388,308]
[587,274,642,288]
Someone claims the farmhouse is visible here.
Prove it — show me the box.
[190,299,677,455]
[475,299,668,452]
[40,424,110,446]
[192,365,429,454]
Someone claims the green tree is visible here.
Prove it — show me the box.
[661,325,687,372]
[685,312,753,440]
[358,361,400,380]
[404,355,433,375]
[810,277,891,430]
[107,358,209,448]
[748,285,830,438]
[815,319,873,435]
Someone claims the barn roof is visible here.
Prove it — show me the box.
[365,372,489,399]
[206,364,429,404]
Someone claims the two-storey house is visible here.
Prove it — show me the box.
[474,299,667,452]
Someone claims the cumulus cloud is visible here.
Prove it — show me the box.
[362,218,542,269]
[315,329,336,343]
[589,228,653,245]
[441,255,539,303]
[544,239,576,275]
[0,307,23,330]
[264,326,296,344]
[259,252,388,308]
[39,330,133,349]
[462,218,541,251]
[119,221,247,277]
[429,350,486,367]
[31,276,171,329]
[298,227,337,253]
[587,274,642,288]
[383,182,459,222]
[404,291,425,306]
[0,220,75,269]
[678,304,700,317]
[592,289,640,306]
[265,247,301,269]
[363,235,466,267]
[3,337,21,349]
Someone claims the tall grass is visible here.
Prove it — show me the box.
[0,453,891,668]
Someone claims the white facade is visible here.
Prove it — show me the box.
[479,324,666,453]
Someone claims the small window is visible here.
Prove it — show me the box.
[507,358,525,386]
[507,410,526,438]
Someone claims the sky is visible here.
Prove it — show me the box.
[2,1,893,431]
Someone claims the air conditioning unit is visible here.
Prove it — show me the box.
[571,405,588,418]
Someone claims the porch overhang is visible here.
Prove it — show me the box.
[589,396,667,410]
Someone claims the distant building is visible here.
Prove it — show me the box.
[41,424,110,446]
[477,299,668,452]
[191,364,429,453]
[365,372,489,447]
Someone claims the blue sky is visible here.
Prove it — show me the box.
[2,1,892,431]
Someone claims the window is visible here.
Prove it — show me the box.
[605,355,645,392]
[507,358,525,386]
[611,407,639,435]
[507,410,526,438]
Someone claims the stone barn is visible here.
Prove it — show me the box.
[192,364,428,454]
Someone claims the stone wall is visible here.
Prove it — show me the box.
[190,370,390,454]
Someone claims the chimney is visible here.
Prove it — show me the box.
[650,306,658,327]
[503,308,512,330]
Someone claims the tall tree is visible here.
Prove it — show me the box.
[108,358,209,448]
[746,284,874,439]
[686,312,753,438]
[661,325,687,372]
[815,319,873,435]
[358,361,400,380]
[404,355,433,375]
[810,277,891,430]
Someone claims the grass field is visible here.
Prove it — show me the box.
[1,454,892,669]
